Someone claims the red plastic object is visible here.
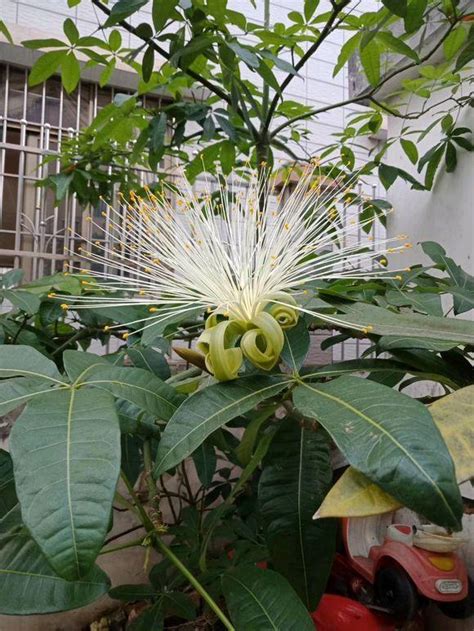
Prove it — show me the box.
[312,594,396,631]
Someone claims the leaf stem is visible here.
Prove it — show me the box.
[154,536,235,631]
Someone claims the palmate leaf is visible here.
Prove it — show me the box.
[0,345,64,382]
[293,376,463,530]
[316,385,474,519]
[154,376,288,476]
[258,419,336,610]
[0,505,109,615]
[222,566,314,631]
[80,364,184,421]
[10,388,121,580]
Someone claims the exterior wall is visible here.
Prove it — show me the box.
[386,90,474,276]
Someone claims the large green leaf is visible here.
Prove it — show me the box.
[258,419,336,610]
[10,388,121,579]
[0,450,17,519]
[316,385,474,519]
[293,376,463,530]
[222,566,314,631]
[127,346,171,380]
[378,336,460,352]
[339,302,474,344]
[0,345,64,382]
[154,376,288,476]
[63,349,109,382]
[0,505,109,614]
[0,377,60,416]
[281,319,310,371]
[81,364,184,421]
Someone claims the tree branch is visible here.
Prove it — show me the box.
[90,0,257,138]
[270,19,460,139]
[262,0,352,134]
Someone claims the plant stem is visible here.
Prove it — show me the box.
[154,536,235,631]
[100,537,144,555]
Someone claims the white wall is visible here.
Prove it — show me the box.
[386,91,474,275]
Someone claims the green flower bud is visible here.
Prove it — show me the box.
[241,312,284,371]
[266,292,299,329]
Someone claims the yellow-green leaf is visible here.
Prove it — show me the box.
[316,385,474,519]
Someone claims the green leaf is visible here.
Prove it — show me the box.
[63,18,79,44]
[377,31,418,61]
[258,419,336,609]
[109,584,156,601]
[127,346,170,380]
[104,0,149,27]
[316,385,474,519]
[154,376,288,476]
[0,377,58,416]
[152,0,178,31]
[360,39,380,87]
[0,345,64,382]
[220,139,236,175]
[222,566,315,631]
[378,336,459,352]
[22,38,66,49]
[445,141,457,173]
[304,0,320,21]
[62,350,109,382]
[444,26,468,60]
[404,0,427,33]
[281,318,310,372]
[128,601,164,630]
[208,0,227,25]
[0,19,13,44]
[235,407,276,467]
[421,241,474,314]
[192,440,216,488]
[29,50,66,86]
[0,505,110,615]
[162,590,196,620]
[293,376,463,530]
[339,302,474,344]
[61,52,81,93]
[0,451,17,519]
[378,163,399,189]
[2,288,40,313]
[333,33,361,77]
[10,388,121,579]
[81,364,184,421]
[400,138,418,164]
[455,25,474,71]
[227,42,259,69]
[142,45,154,83]
[382,0,407,17]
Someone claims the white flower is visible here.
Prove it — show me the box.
[61,166,410,341]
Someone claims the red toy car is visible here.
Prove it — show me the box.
[332,513,474,622]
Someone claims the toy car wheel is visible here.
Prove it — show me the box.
[438,577,474,619]
[374,565,419,621]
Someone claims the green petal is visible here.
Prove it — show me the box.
[267,293,299,330]
[241,312,284,371]
[205,320,245,381]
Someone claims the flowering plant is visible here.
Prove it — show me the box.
[0,170,472,627]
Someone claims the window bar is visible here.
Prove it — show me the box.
[13,119,27,269]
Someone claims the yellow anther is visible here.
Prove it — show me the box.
[101,211,107,217]
[366,325,373,332]
[138,290,146,296]
[405,267,411,272]
[67,227,73,233]
[85,216,92,223]
[60,303,69,310]
[144,267,152,273]
[48,292,56,298]
[103,325,110,332]
[404,242,413,249]
[284,223,290,230]
[81,280,89,285]
[64,271,69,276]
[149,307,158,313]
[395,275,402,281]
[122,332,129,340]
[380,258,387,265]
